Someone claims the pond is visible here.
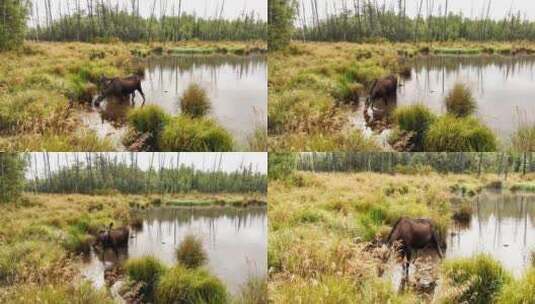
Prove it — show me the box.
[398,55,535,141]
[88,54,267,149]
[81,206,267,295]
[448,191,535,276]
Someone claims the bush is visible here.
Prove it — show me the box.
[445,83,477,117]
[180,84,211,118]
[393,104,436,150]
[127,105,170,138]
[155,265,228,304]
[497,268,535,304]
[158,116,233,152]
[125,256,167,300]
[424,115,497,152]
[176,235,207,268]
[440,254,511,304]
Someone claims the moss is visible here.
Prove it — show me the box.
[179,83,211,118]
[155,265,228,304]
[175,234,207,269]
[424,115,497,152]
[158,116,233,152]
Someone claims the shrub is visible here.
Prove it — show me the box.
[125,256,167,300]
[158,116,233,152]
[176,235,207,268]
[155,265,228,304]
[497,268,535,304]
[440,254,511,304]
[445,83,477,117]
[127,105,170,137]
[180,84,211,118]
[424,115,497,152]
[393,104,436,150]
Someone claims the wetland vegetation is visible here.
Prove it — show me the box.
[0,152,267,303]
[268,152,535,303]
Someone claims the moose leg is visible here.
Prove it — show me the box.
[404,249,412,281]
[137,86,146,106]
[432,231,444,259]
[131,92,136,105]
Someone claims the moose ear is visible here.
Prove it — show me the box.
[109,222,114,229]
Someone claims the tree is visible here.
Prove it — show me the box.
[0,153,26,203]
[0,0,29,51]
[268,0,296,51]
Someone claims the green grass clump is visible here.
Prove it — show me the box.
[155,265,228,304]
[176,235,207,269]
[127,105,170,147]
[180,83,211,118]
[497,268,535,304]
[445,83,477,117]
[125,256,167,300]
[393,104,436,150]
[440,254,512,304]
[510,183,535,192]
[236,276,267,304]
[511,124,535,151]
[62,227,92,255]
[424,115,497,152]
[158,116,233,152]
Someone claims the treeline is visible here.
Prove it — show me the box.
[0,0,29,51]
[0,154,26,203]
[26,153,267,194]
[294,0,535,42]
[28,1,266,42]
[297,152,535,175]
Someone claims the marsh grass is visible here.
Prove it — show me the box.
[235,276,267,304]
[445,83,477,117]
[127,105,170,140]
[497,268,535,304]
[155,265,228,304]
[424,115,497,152]
[158,116,233,152]
[175,234,207,269]
[179,83,211,118]
[393,104,436,151]
[125,256,167,301]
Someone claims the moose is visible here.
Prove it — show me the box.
[366,74,398,107]
[386,218,444,282]
[94,223,130,251]
[94,75,145,107]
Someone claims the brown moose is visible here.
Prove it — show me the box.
[94,223,130,251]
[95,75,146,106]
[366,74,398,107]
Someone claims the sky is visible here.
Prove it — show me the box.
[296,0,535,22]
[28,0,267,27]
[26,152,267,179]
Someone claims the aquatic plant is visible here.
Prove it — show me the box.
[235,276,267,304]
[125,256,167,300]
[176,234,207,269]
[158,116,233,152]
[497,268,535,304]
[127,105,170,139]
[445,83,477,117]
[440,254,512,304]
[424,116,497,152]
[393,104,436,151]
[155,265,228,304]
[179,83,211,118]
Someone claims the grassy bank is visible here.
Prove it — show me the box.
[268,171,535,303]
[0,40,263,151]
[268,41,535,152]
[0,192,265,303]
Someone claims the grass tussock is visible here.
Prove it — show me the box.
[127,105,170,139]
[424,115,497,152]
[393,104,436,150]
[155,264,228,304]
[125,256,167,301]
[236,276,267,304]
[497,268,535,304]
[175,234,207,269]
[445,83,477,117]
[180,83,211,118]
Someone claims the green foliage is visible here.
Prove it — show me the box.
[268,0,297,50]
[125,256,167,301]
[424,116,498,152]
[0,154,26,203]
[0,0,28,51]
[159,116,233,152]
[393,104,436,151]
[180,84,211,118]
[61,227,92,255]
[445,83,477,117]
[155,265,228,304]
[496,268,535,304]
[175,235,207,269]
[511,124,535,152]
[235,276,267,304]
[268,153,297,181]
[440,254,512,304]
[127,105,171,142]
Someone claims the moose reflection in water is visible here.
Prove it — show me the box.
[81,206,267,295]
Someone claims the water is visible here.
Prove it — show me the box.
[81,206,267,295]
[448,191,535,276]
[398,55,535,140]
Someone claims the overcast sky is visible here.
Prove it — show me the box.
[297,0,535,21]
[28,0,267,27]
[26,152,267,179]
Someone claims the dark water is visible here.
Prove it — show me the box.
[81,206,267,295]
[89,54,267,148]
[398,56,535,140]
[448,191,535,276]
